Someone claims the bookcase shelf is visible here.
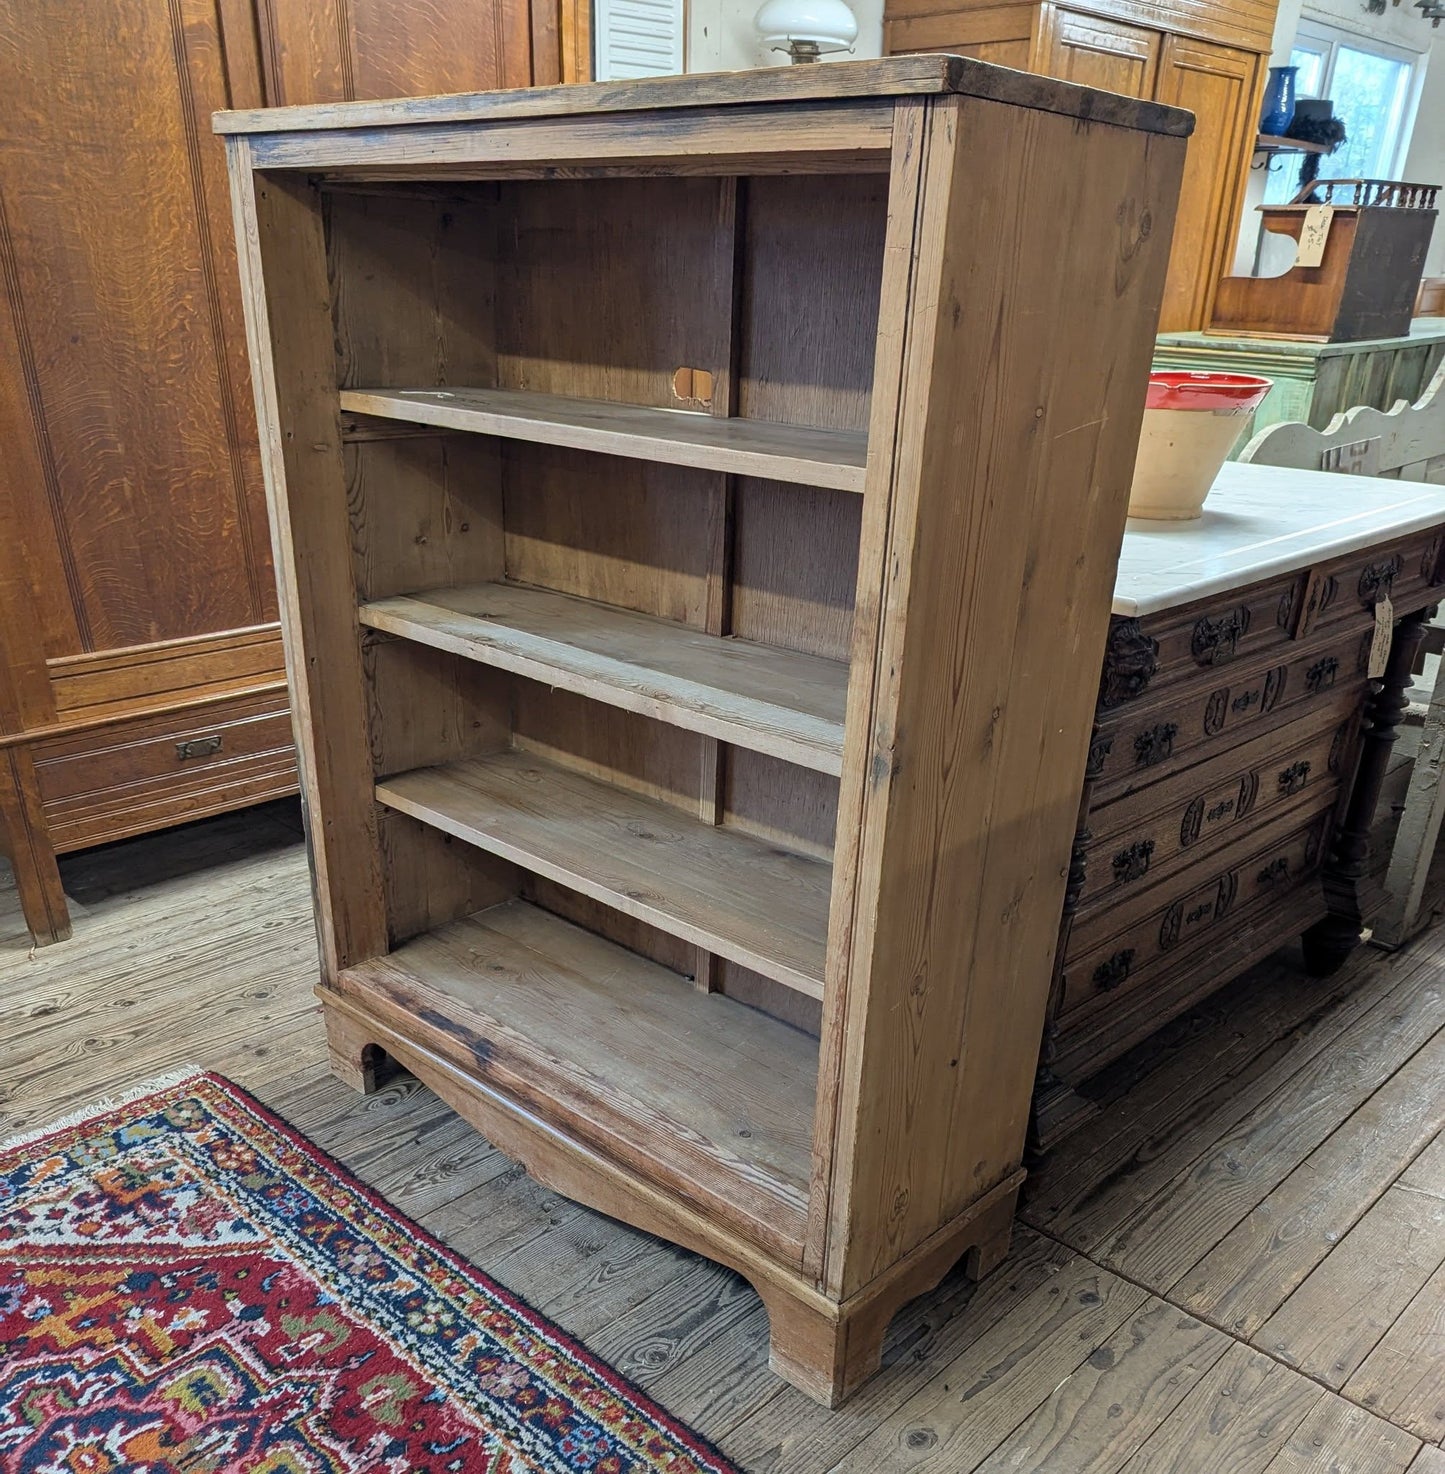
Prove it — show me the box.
[359,582,848,776]
[376,750,832,998]
[334,898,817,1252]
[339,386,870,492]
[222,57,1186,1405]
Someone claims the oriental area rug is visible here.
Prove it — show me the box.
[0,1070,739,1474]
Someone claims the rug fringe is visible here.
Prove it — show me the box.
[0,1065,209,1153]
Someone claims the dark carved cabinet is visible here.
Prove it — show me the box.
[1034,503,1445,1150]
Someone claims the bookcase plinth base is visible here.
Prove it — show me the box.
[318,987,1023,1406]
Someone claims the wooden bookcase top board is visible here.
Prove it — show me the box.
[218,57,1189,1405]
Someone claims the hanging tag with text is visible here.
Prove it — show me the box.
[1296,205,1335,269]
[1368,595,1394,680]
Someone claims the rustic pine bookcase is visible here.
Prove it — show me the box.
[218,59,1188,1405]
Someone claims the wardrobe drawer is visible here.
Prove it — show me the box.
[1061,806,1332,1019]
[34,689,296,851]
[1079,708,1354,909]
[1089,627,1370,803]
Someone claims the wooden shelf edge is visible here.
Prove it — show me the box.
[322,989,814,1275]
[376,750,831,999]
[338,386,869,493]
[330,899,817,1253]
[358,582,848,778]
[1255,133,1331,156]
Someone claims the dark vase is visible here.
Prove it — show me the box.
[1260,65,1299,136]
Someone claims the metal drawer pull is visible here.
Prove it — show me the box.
[176,734,224,761]
[1278,760,1311,795]
[1112,840,1155,885]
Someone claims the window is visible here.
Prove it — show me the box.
[1263,22,1425,204]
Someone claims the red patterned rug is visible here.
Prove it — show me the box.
[0,1071,741,1473]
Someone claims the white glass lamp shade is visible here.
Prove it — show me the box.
[754,0,858,59]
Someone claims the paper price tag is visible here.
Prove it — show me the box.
[1296,205,1335,269]
[1368,595,1393,680]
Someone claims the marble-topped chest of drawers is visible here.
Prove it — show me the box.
[1034,464,1445,1151]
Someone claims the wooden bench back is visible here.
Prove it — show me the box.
[1240,359,1445,484]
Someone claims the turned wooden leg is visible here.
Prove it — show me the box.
[322,1000,391,1094]
[1307,606,1431,977]
[0,748,70,946]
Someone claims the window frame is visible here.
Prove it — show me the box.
[1290,18,1428,183]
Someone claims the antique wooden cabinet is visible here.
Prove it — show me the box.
[883,0,1281,332]
[0,0,584,948]
[1035,465,1445,1149]
[219,60,1187,1402]
[1155,321,1445,456]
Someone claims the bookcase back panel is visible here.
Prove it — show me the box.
[716,960,824,1036]
[737,173,888,433]
[500,444,719,624]
[381,807,519,946]
[723,749,838,862]
[327,189,498,390]
[346,435,503,602]
[512,684,707,811]
[364,639,513,780]
[731,480,860,662]
[495,177,735,410]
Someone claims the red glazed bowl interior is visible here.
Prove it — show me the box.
[1146,371,1273,412]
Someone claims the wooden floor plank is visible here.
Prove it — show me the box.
[1079,957,1445,1286]
[1116,1341,1320,1474]
[1174,1026,1445,1335]
[1027,946,1421,1242]
[1407,1447,1445,1473]
[969,1300,1231,1474]
[1255,1185,1445,1388]
[1023,949,1367,1226]
[718,1228,1076,1473]
[1258,1394,1419,1474]
[829,1257,1150,1473]
[1345,1255,1445,1442]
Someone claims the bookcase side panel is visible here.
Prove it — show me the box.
[821,97,1187,1297]
[227,145,388,977]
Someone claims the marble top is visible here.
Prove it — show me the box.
[1113,461,1445,617]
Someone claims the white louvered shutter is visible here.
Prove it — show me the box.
[594,0,685,79]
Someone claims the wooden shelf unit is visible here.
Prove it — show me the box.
[220,58,1189,1405]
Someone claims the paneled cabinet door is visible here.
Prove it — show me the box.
[1153,36,1262,332]
[1037,8,1160,99]
[253,0,581,103]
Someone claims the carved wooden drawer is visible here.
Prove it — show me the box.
[1306,528,1445,639]
[1096,530,1444,720]
[1078,706,1355,910]
[1089,626,1369,805]
[1114,572,1309,695]
[1060,804,1333,1019]
[33,689,297,852]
